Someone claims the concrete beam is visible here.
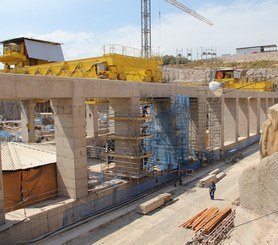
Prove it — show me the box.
[0,74,277,100]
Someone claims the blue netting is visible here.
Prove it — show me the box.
[144,96,190,171]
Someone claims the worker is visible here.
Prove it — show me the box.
[209,180,216,200]
[142,105,149,117]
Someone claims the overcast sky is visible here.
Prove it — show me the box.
[1,0,277,60]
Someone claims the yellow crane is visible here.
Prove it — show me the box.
[0,38,162,82]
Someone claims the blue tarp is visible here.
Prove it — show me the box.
[0,130,10,137]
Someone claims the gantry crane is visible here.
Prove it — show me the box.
[141,0,213,58]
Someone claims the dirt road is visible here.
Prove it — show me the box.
[41,144,278,244]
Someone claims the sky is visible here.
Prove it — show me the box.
[0,0,278,61]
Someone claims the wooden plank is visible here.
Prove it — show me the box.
[179,208,207,228]
[209,168,220,175]
[194,208,219,231]
[198,174,216,188]
[136,193,172,215]
[203,207,232,234]
[191,207,218,230]
[216,172,226,181]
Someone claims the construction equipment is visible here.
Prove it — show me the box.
[141,0,213,58]
[0,38,162,82]
[212,68,274,92]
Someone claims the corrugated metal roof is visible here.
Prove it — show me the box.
[236,44,277,50]
[25,39,64,62]
[1,142,56,171]
[0,37,62,46]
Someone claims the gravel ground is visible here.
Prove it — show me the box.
[45,144,278,245]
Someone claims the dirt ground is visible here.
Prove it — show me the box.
[42,144,278,245]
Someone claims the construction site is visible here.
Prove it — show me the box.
[0,0,278,244]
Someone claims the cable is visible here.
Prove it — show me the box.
[233,209,278,229]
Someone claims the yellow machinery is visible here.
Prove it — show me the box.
[214,68,274,92]
[0,38,162,83]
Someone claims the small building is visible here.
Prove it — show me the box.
[0,37,64,69]
[1,142,57,212]
[236,44,277,55]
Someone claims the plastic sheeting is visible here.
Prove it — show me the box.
[2,171,21,212]
[22,164,57,207]
[3,164,57,212]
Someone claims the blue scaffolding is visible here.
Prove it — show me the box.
[143,96,190,171]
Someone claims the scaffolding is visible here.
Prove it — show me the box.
[143,96,190,171]
[87,96,191,185]
[87,102,154,180]
[207,98,221,151]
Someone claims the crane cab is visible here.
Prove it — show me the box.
[0,37,64,71]
[213,68,274,92]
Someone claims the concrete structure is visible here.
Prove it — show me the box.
[0,73,277,243]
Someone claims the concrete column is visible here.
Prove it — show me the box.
[189,98,198,152]
[274,98,278,105]
[207,98,221,150]
[249,98,259,135]
[260,98,267,131]
[268,98,274,108]
[197,91,207,152]
[86,104,99,138]
[220,97,225,150]
[223,98,237,145]
[20,100,36,143]
[0,148,5,225]
[109,97,142,177]
[51,98,88,199]
[238,98,249,139]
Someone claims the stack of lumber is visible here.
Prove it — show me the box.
[198,175,216,187]
[136,193,172,214]
[180,207,232,234]
[199,168,227,187]
[216,172,226,181]
[209,168,220,175]
[203,207,231,234]
[202,210,236,244]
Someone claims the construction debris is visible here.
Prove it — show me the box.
[181,207,235,244]
[136,193,172,215]
[232,197,240,206]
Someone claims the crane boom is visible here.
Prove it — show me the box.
[164,0,213,26]
[141,0,213,58]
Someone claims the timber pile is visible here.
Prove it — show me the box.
[136,193,172,214]
[180,207,234,244]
